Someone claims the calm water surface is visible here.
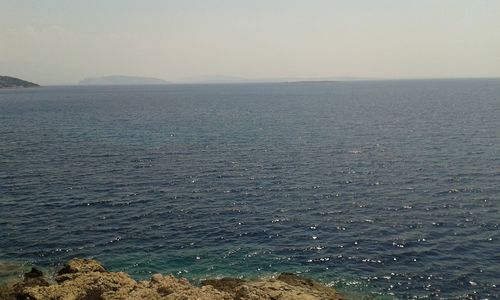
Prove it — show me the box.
[1,80,499,299]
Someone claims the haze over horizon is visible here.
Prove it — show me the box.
[1,0,499,85]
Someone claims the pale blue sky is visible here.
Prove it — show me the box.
[1,0,499,84]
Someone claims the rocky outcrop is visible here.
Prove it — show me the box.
[202,273,344,300]
[0,267,49,300]
[1,258,344,300]
[57,258,107,275]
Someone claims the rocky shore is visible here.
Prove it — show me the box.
[0,258,344,300]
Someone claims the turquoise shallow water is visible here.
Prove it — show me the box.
[1,79,499,299]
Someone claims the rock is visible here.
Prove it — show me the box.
[0,267,50,300]
[57,258,107,276]
[151,273,164,283]
[24,267,44,279]
[203,273,344,300]
[102,274,231,300]
[19,267,50,288]
[202,278,246,294]
[0,284,16,300]
[22,271,136,300]
[7,258,343,300]
[277,273,340,298]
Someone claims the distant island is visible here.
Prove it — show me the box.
[79,75,169,85]
[0,76,39,88]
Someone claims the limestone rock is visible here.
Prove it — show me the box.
[22,271,135,300]
[0,266,50,300]
[101,274,231,300]
[57,258,107,276]
[203,273,343,300]
[6,258,343,300]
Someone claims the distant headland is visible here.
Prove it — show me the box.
[0,76,39,88]
[79,75,169,86]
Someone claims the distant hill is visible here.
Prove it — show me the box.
[0,76,39,88]
[79,75,169,85]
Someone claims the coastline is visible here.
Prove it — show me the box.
[0,258,344,300]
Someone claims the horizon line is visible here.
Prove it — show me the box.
[37,76,500,87]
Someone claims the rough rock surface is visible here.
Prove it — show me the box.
[203,273,343,300]
[2,258,344,300]
[57,258,107,275]
[0,267,49,300]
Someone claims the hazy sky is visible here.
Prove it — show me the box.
[1,0,499,85]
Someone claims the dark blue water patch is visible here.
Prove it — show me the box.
[1,79,499,299]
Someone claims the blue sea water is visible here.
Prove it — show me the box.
[0,79,499,299]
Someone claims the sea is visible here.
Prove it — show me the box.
[0,79,499,299]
